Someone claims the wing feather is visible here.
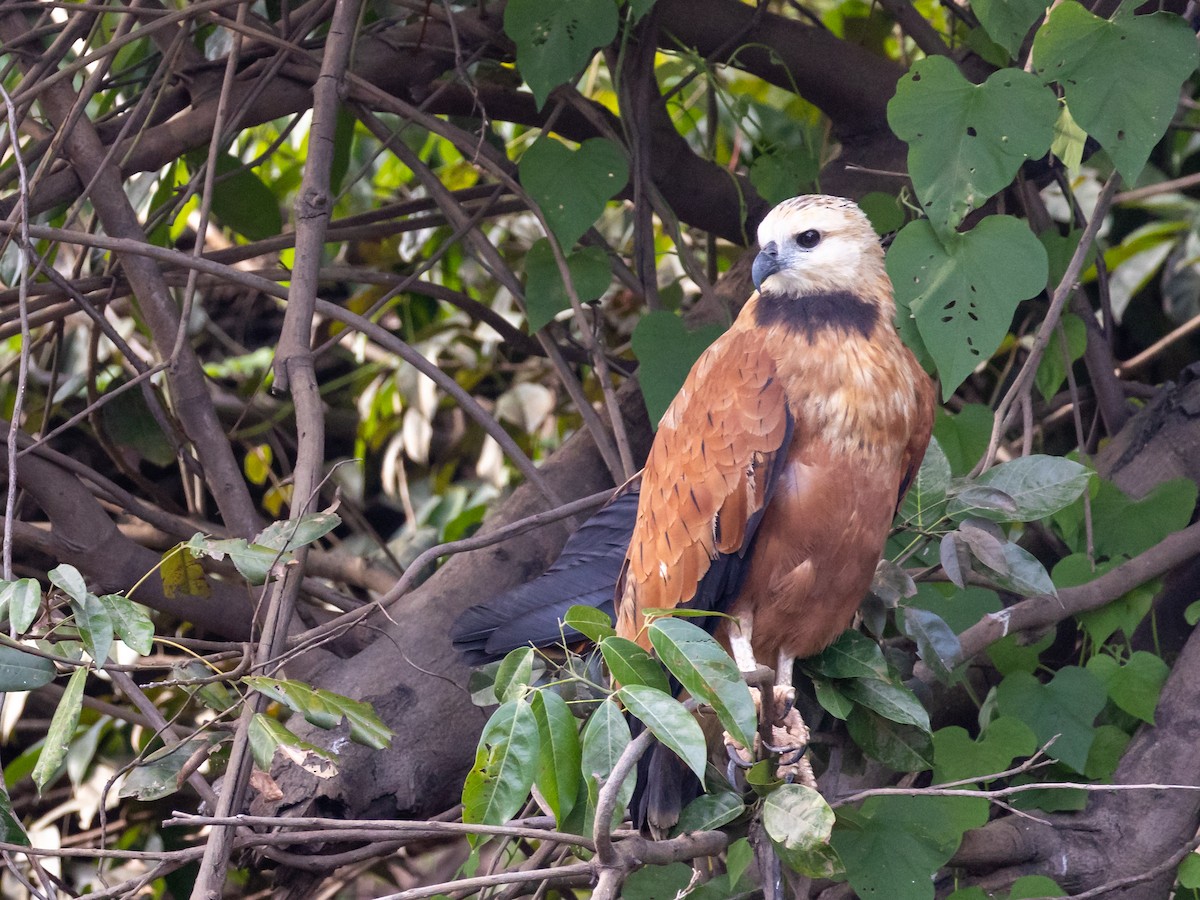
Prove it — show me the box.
[616,329,793,644]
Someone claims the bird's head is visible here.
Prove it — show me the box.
[751,195,889,304]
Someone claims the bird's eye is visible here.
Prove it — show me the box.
[796,229,821,249]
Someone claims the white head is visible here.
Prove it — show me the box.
[751,195,888,299]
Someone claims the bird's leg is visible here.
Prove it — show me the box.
[725,619,815,788]
[764,652,816,787]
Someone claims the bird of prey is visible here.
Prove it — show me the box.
[453,194,935,826]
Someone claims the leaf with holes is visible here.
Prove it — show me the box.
[520,138,629,249]
[1032,4,1197,184]
[889,216,1048,398]
[462,698,540,829]
[504,0,619,109]
[889,57,1057,234]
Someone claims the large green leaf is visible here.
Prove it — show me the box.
[842,678,931,731]
[247,715,335,775]
[804,631,889,680]
[504,0,619,109]
[531,690,581,827]
[519,137,629,249]
[647,617,756,750]
[971,455,1092,522]
[763,784,843,878]
[995,667,1106,772]
[184,151,282,242]
[889,216,1048,398]
[524,240,612,330]
[846,707,934,772]
[581,697,635,825]
[69,592,113,668]
[0,643,55,692]
[494,647,536,704]
[1032,3,1197,183]
[972,0,1050,57]
[833,796,967,900]
[899,436,951,528]
[97,594,154,656]
[122,740,215,801]
[672,791,745,835]
[255,511,341,554]
[631,311,723,425]
[617,685,707,781]
[563,605,616,642]
[1086,651,1169,725]
[889,57,1057,234]
[600,636,670,693]
[33,667,87,793]
[0,579,41,635]
[0,783,28,846]
[462,698,540,827]
[243,677,393,749]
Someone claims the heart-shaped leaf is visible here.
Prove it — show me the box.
[889,215,1049,398]
[1032,4,1197,184]
[520,137,629,249]
[504,0,619,109]
[631,310,723,425]
[972,0,1049,57]
[889,57,1057,234]
[524,240,612,330]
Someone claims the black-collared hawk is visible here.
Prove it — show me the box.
[453,194,935,821]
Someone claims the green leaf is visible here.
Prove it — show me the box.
[648,617,756,750]
[186,533,285,586]
[69,592,114,667]
[524,240,611,330]
[833,796,965,900]
[1178,851,1200,889]
[0,643,55,691]
[519,137,629,248]
[899,436,951,528]
[813,678,855,720]
[933,404,994,476]
[600,636,670,694]
[462,698,540,827]
[33,667,87,792]
[932,716,1038,831]
[247,715,336,775]
[1090,477,1198,560]
[120,740,211,801]
[1185,600,1200,627]
[0,783,28,846]
[255,510,341,553]
[1035,313,1088,402]
[1057,553,1152,645]
[243,677,393,749]
[564,604,616,642]
[185,151,282,242]
[972,455,1092,522]
[846,707,934,772]
[901,607,961,680]
[764,784,843,878]
[889,57,1058,234]
[1032,3,1197,183]
[494,647,536,703]
[329,105,355,196]
[630,310,724,425]
[504,0,619,109]
[804,630,889,680]
[889,216,1049,398]
[531,691,581,828]
[1086,651,1169,724]
[1010,875,1066,898]
[581,697,635,826]
[972,0,1049,57]
[96,594,154,656]
[842,678,931,731]
[1084,723,1130,781]
[750,147,820,205]
[672,791,745,835]
[48,564,88,604]
[101,387,175,467]
[617,684,707,781]
[0,579,41,634]
[984,541,1057,598]
[994,667,1106,772]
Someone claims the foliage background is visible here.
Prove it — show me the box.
[0,0,1199,897]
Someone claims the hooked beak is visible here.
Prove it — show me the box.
[752,241,780,291]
